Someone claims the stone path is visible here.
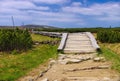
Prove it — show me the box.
[36,33,120,81]
[36,53,119,81]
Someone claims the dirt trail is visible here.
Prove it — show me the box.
[36,53,120,81]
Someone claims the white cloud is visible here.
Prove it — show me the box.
[0,0,84,26]
[27,10,84,23]
[71,2,82,7]
[0,0,119,27]
[62,2,120,21]
[62,6,103,15]
[0,0,49,10]
[32,0,69,4]
[62,2,120,16]
[97,15,120,21]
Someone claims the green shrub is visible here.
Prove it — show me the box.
[97,30,120,43]
[0,28,33,52]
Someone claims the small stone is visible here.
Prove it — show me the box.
[54,80,58,81]
[39,72,43,77]
[98,65,109,69]
[67,59,82,64]
[50,60,56,65]
[41,78,48,81]
[82,57,91,61]
[58,60,67,64]
[35,43,39,45]
[93,57,105,62]
[103,77,111,81]
[58,54,66,60]
[29,79,34,81]
[24,76,34,81]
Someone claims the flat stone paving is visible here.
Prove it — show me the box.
[37,54,120,81]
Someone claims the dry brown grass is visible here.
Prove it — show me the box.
[102,43,120,55]
[92,33,120,55]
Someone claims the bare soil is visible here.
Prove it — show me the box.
[37,59,120,81]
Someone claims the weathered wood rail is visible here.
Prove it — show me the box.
[32,31,62,38]
[86,32,100,50]
[57,33,68,51]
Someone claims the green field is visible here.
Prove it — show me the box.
[0,34,59,81]
[31,34,60,42]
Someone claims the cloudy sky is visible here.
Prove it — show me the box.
[0,0,120,28]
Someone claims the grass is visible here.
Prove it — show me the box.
[94,33,120,73]
[100,45,120,73]
[101,43,120,55]
[31,34,60,42]
[0,34,59,81]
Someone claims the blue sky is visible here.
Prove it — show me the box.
[0,0,120,28]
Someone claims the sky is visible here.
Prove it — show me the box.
[0,0,120,28]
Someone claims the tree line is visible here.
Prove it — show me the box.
[0,28,33,52]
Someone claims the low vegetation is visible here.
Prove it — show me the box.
[31,34,60,42]
[0,28,32,52]
[101,43,120,55]
[97,30,120,73]
[100,44,120,72]
[0,33,59,81]
[34,27,120,33]
[97,30,120,43]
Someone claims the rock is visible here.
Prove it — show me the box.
[98,65,109,69]
[60,58,82,64]
[29,78,34,81]
[103,77,111,81]
[82,57,91,61]
[24,76,34,81]
[35,42,39,45]
[41,78,48,81]
[39,72,44,77]
[58,60,68,65]
[54,80,58,81]
[58,54,66,60]
[50,60,56,65]
[93,57,105,62]
[67,59,82,64]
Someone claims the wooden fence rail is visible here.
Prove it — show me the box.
[57,33,68,51]
[86,32,100,50]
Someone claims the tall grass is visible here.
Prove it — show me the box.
[31,34,60,42]
[0,28,32,52]
[100,45,120,73]
[97,30,120,43]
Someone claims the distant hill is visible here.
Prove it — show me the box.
[22,24,57,29]
[0,24,58,29]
